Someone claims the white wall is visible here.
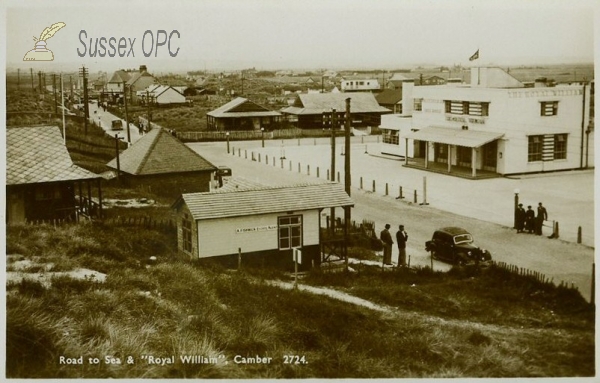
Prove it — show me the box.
[196,210,320,258]
[379,114,414,157]
[157,88,186,105]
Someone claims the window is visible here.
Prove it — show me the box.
[182,213,192,253]
[278,215,302,250]
[554,134,567,160]
[462,101,470,115]
[445,100,490,116]
[528,135,543,162]
[541,101,558,116]
[414,98,423,111]
[382,130,399,145]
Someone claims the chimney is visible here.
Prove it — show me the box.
[139,65,147,73]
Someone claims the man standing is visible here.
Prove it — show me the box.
[526,206,535,234]
[380,224,393,265]
[516,203,526,233]
[536,202,548,236]
[396,225,408,267]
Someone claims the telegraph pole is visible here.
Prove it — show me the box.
[79,66,89,135]
[17,69,20,90]
[146,89,152,129]
[30,68,34,93]
[330,108,337,236]
[52,74,58,114]
[37,71,42,94]
[123,81,131,143]
[344,97,352,272]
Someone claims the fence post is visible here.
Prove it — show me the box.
[337,171,340,183]
[308,165,310,176]
[360,177,363,189]
[266,154,269,164]
[372,180,376,193]
[420,176,429,205]
[327,169,330,180]
[298,163,301,173]
[289,161,292,171]
[385,183,388,196]
[238,148,241,157]
[399,186,403,199]
[553,221,559,239]
[232,146,235,156]
[414,190,417,203]
[258,153,261,162]
[317,167,320,178]
[238,248,242,270]
[578,226,582,244]
[244,150,247,159]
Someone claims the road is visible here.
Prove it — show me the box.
[84,101,144,144]
[189,140,595,302]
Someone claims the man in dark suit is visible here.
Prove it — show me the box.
[536,202,548,236]
[516,203,526,233]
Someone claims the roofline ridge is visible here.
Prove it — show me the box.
[135,128,162,174]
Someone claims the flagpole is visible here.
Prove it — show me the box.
[477,48,480,85]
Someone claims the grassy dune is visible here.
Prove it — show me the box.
[5,223,594,378]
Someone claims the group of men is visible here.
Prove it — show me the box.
[380,224,408,267]
[515,202,548,235]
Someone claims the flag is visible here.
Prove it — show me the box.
[469,49,479,61]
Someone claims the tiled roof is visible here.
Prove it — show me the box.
[7,126,100,185]
[106,128,217,175]
[180,182,354,220]
[108,70,130,83]
[376,89,403,105]
[281,92,392,115]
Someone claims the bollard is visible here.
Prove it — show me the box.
[365,144,368,154]
[372,180,376,193]
[298,163,301,173]
[238,248,242,270]
[578,226,582,244]
[258,153,261,162]
[327,169,330,180]
[273,157,276,166]
[399,186,403,199]
[317,167,320,178]
[385,183,389,196]
[232,147,235,156]
[553,221,559,239]
[414,190,417,203]
[337,171,340,183]
[266,154,269,164]
[244,150,247,159]
[360,177,363,189]
[281,158,284,168]
[238,148,241,156]
[308,165,310,175]
[289,161,292,171]
[361,136,364,144]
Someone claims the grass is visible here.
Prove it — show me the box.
[5,221,595,378]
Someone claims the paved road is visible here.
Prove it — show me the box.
[189,141,595,302]
[85,102,144,144]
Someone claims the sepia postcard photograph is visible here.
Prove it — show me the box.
[1,0,598,380]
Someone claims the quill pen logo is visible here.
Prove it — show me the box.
[23,22,66,61]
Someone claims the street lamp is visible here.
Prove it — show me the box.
[513,188,520,229]
[226,131,230,154]
[261,127,265,148]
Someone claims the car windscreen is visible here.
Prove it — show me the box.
[453,234,473,244]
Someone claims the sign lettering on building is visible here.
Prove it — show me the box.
[236,225,278,233]
[446,116,466,123]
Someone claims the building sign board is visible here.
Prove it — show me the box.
[236,225,277,233]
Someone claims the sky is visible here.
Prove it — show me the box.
[3,0,598,73]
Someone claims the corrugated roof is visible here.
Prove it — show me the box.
[281,93,391,115]
[7,126,100,185]
[215,177,267,192]
[404,126,504,148]
[106,128,217,175]
[181,182,354,220]
[207,97,281,118]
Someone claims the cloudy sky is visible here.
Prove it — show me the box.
[3,0,598,73]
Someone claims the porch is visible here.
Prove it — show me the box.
[404,157,501,180]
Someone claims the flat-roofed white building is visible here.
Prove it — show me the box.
[379,67,593,177]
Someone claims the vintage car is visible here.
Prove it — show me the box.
[425,227,492,266]
[111,119,123,131]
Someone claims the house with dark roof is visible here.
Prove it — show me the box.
[172,181,354,270]
[106,127,217,197]
[126,65,158,103]
[281,92,392,129]
[206,97,282,131]
[7,126,103,224]
[376,89,403,114]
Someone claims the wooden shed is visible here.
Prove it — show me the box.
[172,181,354,270]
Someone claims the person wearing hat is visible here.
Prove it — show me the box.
[396,225,408,267]
[525,205,536,234]
[536,202,548,236]
[380,224,394,265]
[515,203,526,233]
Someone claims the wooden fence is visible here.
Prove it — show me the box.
[492,260,581,293]
[103,216,176,232]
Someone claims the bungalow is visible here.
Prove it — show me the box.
[281,92,392,129]
[376,89,403,114]
[172,181,354,270]
[137,84,186,106]
[106,127,217,197]
[7,126,103,224]
[206,97,282,131]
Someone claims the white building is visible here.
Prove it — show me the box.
[379,67,594,177]
[137,84,186,106]
[341,79,381,92]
